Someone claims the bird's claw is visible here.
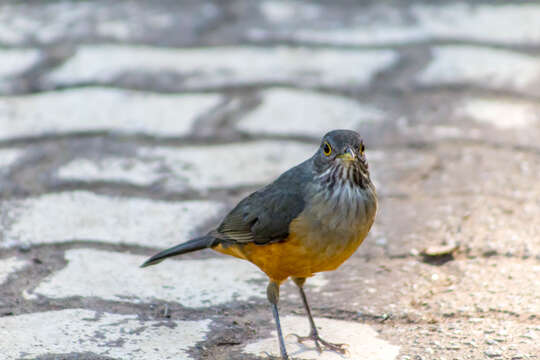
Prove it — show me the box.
[263,351,288,360]
[288,332,349,355]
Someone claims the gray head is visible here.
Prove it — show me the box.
[313,129,371,189]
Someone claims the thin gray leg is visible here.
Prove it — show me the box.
[271,302,289,360]
[290,277,349,355]
[267,281,289,360]
[298,285,318,336]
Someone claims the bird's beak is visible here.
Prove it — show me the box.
[337,147,356,161]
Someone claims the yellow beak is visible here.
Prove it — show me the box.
[337,148,356,161]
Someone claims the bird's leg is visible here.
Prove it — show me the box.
[289,277,349,355]
[267,281,289,360]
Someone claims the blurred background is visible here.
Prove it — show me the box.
[0,1,539,359]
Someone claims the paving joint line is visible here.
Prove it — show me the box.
[243,38,540,54]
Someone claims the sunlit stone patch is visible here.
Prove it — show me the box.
[2,191,225,248]
[244,315,400,360]
[0,309,211,360]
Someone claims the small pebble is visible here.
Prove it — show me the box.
[421,243,459,257]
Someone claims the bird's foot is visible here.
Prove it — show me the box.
[288,331,349,355]
[263,351,289,360]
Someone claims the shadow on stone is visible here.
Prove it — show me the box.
[421,253,455,266]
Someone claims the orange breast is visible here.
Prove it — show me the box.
[212,225,367,284]
[213,236,312,283]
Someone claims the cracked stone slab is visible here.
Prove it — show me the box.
[0,308,211,360]
[244,315,399,359]
[25,248,267,307]
[456,98,540,129]
[0,257,28,285]
[56,141,315,190]
[45,45,397,90]
[253,2,540,46]
[0,88,221,140]
[237,88,385,137]
[417,46,540,96]
[2,191,225,248]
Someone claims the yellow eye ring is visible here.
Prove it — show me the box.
[323,142,332,156]
[359,143,365,155]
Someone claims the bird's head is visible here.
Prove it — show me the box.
[313,129,371,189]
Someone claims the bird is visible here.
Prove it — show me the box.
[141,129,377,359]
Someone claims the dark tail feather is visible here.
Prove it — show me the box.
[140,235,215,268]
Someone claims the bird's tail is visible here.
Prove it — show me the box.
[140,235,216,268]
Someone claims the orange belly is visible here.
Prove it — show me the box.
[212,230,365,283]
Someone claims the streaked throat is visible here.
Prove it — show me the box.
[317,162,370,192]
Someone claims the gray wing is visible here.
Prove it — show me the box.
[212,161,311,245]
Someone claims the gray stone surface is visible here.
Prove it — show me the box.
[252,2,540,46]
[2,192,225,248]
[0,88,222,139]
[417,46,540,95]
[0,257,27,285]
[244,316,400,360]
[25,248,267,307]
[456,97,540,129]
[0,309,211,360]
[0,1,539,359]
[0,48,40,78]
[45,45,398,90]
[237,88,385,137]
[0,149,24,171]
[0,0,219,47]
[56,141,315,191]
[0,48,41,93]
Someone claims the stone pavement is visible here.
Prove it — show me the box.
[1,1,539,359]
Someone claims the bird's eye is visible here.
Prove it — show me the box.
[323,142,332,156]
